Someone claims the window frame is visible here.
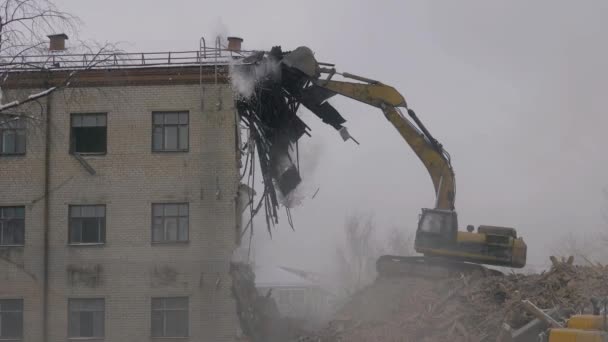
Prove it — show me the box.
[151,111,189,152]
[150,297,189,338]
[151,203,189,244]
[67,298,105,339]
[68,205,106,246]
[0,298,23,340]
[69,113,108,155]
[0,206,25,247]
[0,115,26,156]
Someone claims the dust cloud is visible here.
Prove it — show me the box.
[229,56,280,98]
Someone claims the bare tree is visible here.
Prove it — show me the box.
[335,212,380,296]
[549,232,608,266]
[333,214,417,297]
[0,0,116,119]
[385,226,414,257]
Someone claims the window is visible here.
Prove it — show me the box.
[0,115,25,155]
[151,297,188,338]
[69,205,105,244]
[68,298,104,338]
[152,203,188,243]
[0,206,25,246]
[0,299,23,340]
[152,112,188,151]
[71,113,107,154]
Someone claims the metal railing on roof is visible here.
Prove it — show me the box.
[0,48,253,71]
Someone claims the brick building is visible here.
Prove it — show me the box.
[0,38,245,341]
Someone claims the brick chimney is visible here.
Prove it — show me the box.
[227,37,243,52]
[48,33,68,51]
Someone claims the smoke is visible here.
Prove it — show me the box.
[210,17,229,45]
[229,57,281,98]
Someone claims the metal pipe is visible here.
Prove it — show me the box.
[42,91,52,342]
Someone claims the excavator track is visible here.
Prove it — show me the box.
[376,255,503,279]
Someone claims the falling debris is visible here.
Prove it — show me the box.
[233,46,348,233]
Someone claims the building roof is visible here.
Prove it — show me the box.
[254,266,318,288]
[0,44,256,88]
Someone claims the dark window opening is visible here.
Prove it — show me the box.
[0,206,25,246]
[68,298,104,338]
[0,299,23,339]
[0,115,26,155]
[69,205,105,244]
[152,112,188,151]
[71,113,107,154]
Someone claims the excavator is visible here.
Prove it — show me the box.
[281,47,527,276]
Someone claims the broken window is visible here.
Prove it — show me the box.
[152,112,188,151]
[151,297,188,337]
[0,206,25,246]
[0,115,26,155]
[71,113,107,154]
[0,299,23,340]
[152,203,188,243]
[69,205,106,244]
[68,298,104,338]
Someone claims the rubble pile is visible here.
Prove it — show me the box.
[314,258,608,342]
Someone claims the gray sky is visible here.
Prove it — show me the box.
[55,0,608,271]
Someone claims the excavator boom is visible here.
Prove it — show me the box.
[314,79,456,210]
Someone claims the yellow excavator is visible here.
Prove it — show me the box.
[282,47,527,276]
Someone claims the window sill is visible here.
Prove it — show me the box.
[71,152,107,157]
[151,240,190,245]
[68,243,105,247]
[151,336,189,339]
[67,337,104,340]
[151,150,189,153]
[0,244,24,248]
[0,153,26,156]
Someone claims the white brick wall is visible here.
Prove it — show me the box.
[0,83,241,341]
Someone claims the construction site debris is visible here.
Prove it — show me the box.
[306,257,608,342]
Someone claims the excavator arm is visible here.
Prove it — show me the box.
[314,79,456,210]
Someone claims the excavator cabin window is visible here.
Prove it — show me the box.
[418,209,457,237]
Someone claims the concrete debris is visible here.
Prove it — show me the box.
[305,257,608,342]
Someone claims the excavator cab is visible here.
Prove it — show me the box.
[415,208,458,247]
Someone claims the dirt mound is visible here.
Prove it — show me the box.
[313,259,608,342]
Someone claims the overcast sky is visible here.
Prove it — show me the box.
[54,0,608,272]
